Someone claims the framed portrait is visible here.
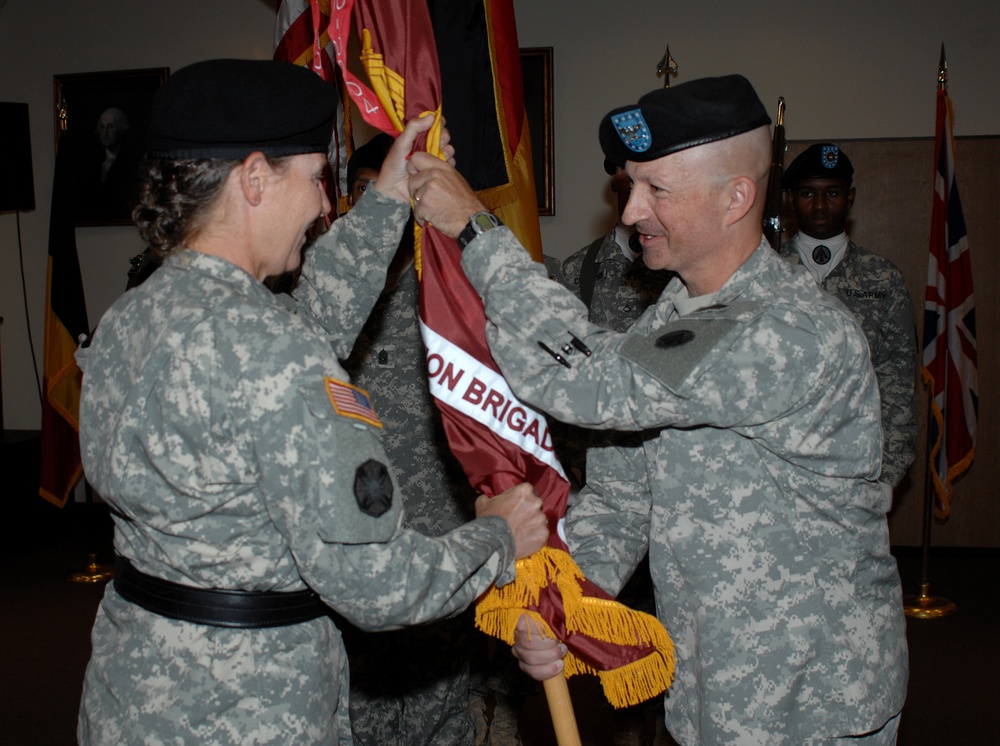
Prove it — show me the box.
[520,48,554,216]
[53,67,169,226]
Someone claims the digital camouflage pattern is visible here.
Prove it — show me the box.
[558,230,672,486]
[461,230,908,745]
[340,259,479,745]
[781,237,917,488]
[562,229,671,331]
[561,230,672,746]
[76,190,517,746]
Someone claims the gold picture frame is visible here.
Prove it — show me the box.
[520,47,554,216]
[53,67,169,226]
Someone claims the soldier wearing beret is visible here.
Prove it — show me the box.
[780,143,917,493]
[406,75,907,744]
[75,58,548,746]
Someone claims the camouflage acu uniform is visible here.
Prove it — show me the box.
[75,190,517,746]
[780,236,917,488]
[339,260,479,745]
[562,231,673,746]
[562,228,671,331]
[461,229,908,745]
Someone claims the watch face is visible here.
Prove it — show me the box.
[472,212,499,233]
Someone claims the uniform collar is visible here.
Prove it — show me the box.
[791,231,849,282]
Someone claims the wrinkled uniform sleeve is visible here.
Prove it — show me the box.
[461,228,856,441]
[871,271,918,488]
[294,188,411,360]
[241,337,517,630]
[564,434,653,596]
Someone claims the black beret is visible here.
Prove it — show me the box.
[147,59,336,159]
[347,133,394,190]
[599,74,771,166]
[781,143,854,189]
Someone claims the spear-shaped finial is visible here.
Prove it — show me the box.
[657,46,678,88]
[938,43,948,91]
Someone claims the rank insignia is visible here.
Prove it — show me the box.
[325,377,383,428]
[611,109,652,153]
[821,145,840,169]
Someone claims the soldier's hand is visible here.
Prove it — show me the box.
[375,114,455,203]
[475,483,547,559]
[406,150,487,237]
[511,613,567,680]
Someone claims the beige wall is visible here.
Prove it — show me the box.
[1,1,998,543]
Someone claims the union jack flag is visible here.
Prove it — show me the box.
[921,87,978,519]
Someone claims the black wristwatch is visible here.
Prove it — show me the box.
[457,211,504,250]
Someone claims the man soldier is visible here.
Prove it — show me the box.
[405,74,908,745]
[780,143,917,493]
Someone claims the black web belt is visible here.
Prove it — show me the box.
[113,556,328,628]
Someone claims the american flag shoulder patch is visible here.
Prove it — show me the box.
[325,377,383,429]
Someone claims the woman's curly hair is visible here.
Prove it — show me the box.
[131,158,240,257]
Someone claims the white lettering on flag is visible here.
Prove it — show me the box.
[420,322,567,480]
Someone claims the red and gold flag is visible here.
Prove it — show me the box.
[323,0,673,710]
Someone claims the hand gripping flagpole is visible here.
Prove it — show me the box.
[904,43,956,620]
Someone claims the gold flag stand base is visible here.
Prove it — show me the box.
[903,582,956,619]
[66,553,114,584]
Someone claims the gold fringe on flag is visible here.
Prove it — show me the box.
[475,547,675,708]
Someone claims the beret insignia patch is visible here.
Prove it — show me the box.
[611,109,652,153]
[655,329,695,348]
[354,459,393,517]
[821,145,840,169]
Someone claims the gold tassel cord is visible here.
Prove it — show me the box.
[475,547,676,708]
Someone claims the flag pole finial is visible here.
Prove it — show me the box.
[657,46,678,88]
[937,43,948,92]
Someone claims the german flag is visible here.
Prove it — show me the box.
[427,0,542,259]
[39,134,89,508]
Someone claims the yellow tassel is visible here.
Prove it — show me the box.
[475,547,676,709]
[597,647,676,708]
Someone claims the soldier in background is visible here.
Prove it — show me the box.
[780,143,917,494]
[341,136,529,746]
[562,159,671,333]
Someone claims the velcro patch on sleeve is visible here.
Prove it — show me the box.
[620,317,739,391]
[325,377,383,429]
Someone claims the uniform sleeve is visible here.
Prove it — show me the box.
[294,188,411,360]
[461,228,849,434]
[871,273,918,487]
[560,245,588,300]
[564,434,652,597]
[242,330,516,632]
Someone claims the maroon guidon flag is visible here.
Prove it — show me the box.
[322,0,674,708]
